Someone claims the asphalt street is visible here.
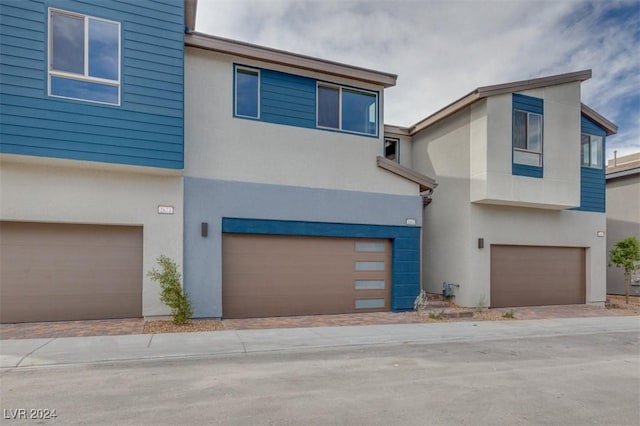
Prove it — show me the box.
[0,318,638,425]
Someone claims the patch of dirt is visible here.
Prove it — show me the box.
[143,319,225,334]
[471,310,516,321]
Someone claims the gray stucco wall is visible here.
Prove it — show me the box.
[184,177,423,317]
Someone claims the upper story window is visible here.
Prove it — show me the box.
[513,109,543,166]
[384,137,399,162]
[235,67,259,118]
[581,134,602,168]
[48,9,120,105]
[317,84,378,136]
[512,94,544,175]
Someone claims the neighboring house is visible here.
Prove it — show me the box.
[0,0,185,322]
[606,153,640,295]
[387,71,618,308]
[182,32,434,319]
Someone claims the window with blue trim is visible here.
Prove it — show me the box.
[512,94,544,177]
[317,84,377,136]
[581,133,602,168]
[49,9,120,105]
[235,67,259,118]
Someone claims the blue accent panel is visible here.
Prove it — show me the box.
[260,69,316,129]
[512,163,544,178]
[581,115,607,137]
[183,177,424,317]
[513,93,543,114]
[222,218,421,312]
[574,115,607,212]
[0,0,184,169]
[512,93,543,178]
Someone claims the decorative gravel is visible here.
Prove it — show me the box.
[143,319,225,334]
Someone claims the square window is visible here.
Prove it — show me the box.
[235,67,259,118]
[49,9,120,105]
[581,134,602,168]
[317,84,377,136]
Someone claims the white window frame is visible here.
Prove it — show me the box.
[48,8,121,105]
[316,83,378,137]
[513,109,543,167]
[234,66,261,119]
[581,133,603,169]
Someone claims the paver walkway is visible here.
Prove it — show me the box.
[1,303,638,340]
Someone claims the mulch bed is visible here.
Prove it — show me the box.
[143,319,225,334]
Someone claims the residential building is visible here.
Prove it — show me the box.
[182,32,433,319]
[388,72,618,308]
[606,152,640,295]
[0,0,185,322]
[1,0,621,323]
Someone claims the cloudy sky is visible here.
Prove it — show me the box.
[196,0,639,160]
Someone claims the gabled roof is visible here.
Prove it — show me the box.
[393,70,616,136]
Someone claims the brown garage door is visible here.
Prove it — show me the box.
[490,245,585,308]
[0,222,143,323]
[222,234,391,318]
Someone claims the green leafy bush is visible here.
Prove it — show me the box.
[502,309,516,319]
[609,236,640,304]
[147,255,193,324]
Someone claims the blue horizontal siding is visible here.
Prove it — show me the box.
[513,163,543,178]
[0,0,184,169]
[574,115,606,212]
[513,93,544,114]
[222,218,421,311]
[259,69,317,129]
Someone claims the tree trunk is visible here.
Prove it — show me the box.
[624,270,630,305]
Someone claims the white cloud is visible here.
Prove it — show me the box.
[196,0,640,158]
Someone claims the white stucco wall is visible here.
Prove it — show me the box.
[465,206,607,307]
[472,82,582,209]
[411,92,606,307]
[412,108,473,298]
[0,155,183,317]
[185,47,418,195]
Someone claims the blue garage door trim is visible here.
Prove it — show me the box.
[222,218,420,311]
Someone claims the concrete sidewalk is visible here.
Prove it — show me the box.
[1,316,638,369]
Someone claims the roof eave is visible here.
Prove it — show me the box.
[408,70,594,136]
[184,32,397,88]
[581,103,618,135]
[376,156,437,192]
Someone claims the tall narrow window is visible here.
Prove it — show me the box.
[235,67,259,118]
[49,9,120,105]
[581,134,602,168]
[317,85,339,128]
[513,109,543,166]
[317,84,378,136]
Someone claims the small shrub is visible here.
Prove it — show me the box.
[414,289,430,311]
[428,309,445,320]
[147,255,193,324]
[502,309,516,319]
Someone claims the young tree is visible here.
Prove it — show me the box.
[608,236,640,304]
[147,255,193,324]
